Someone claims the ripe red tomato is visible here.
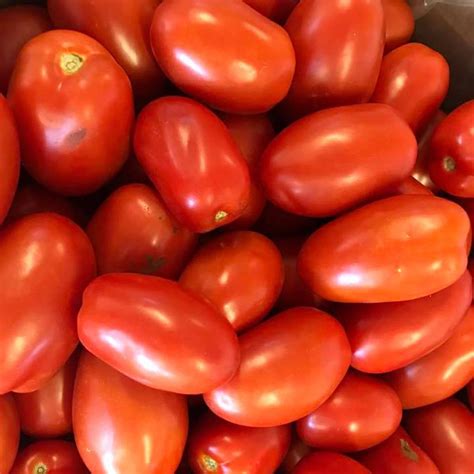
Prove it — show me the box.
[405,398,474,474]
[371,43,449,136]
[204,307,351,427]
[382,0,414,52]
[0,213,96,394]
[180,231,284,332]
[0,394,20,474]
[384,306,474,408]
[187,411,291,473]
[281,0,384,120]
[335,271,472,373]
[428,100,474,197]
[385,176,434,197]
[298,195,471,303]
[260,104,417,217]
[8,30,134,196]
[279,435,312,473]
[243,0,297,23]
[293,451,370,474]
[134,97,251,232]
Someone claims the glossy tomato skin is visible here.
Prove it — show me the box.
[382,0,414,52]
[335,271,472,373]
[428,100,474,197]
[260,104,417,217]
[281,0,384,121]
[293,452,371,474]
[150,0,295,114]
[279,434,312,473]
[386,176,434,197]
[0,394,20,474]
[371,43,449,136]
[134,97,250,232]
[298,195,471,303]
[204,307,351,427]
[0,213,96,395]
[243,0,297,23]
[8,30,134,196]
[187,411,291,473]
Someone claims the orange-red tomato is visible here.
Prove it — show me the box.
[293,451,371,474]
[382,0,414,52]
[0,394,20,474]
[243,0,297,23]
[279,434,312,473]
[385,176,434,197]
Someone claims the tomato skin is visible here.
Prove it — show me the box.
[134,97,250,233]
[371,43,449,136]
[260,104,417,217]
[405,398,474,474]
[468,380,474,410]
[335,271,472,373]
[279,434,312,473]
[298,195,471,303]
[382,0,414,52]
[389,176,434,196]
[150,0,295,114]
[243,0,297,23]
[204,307,351,427]
[0,213,96,395]
[0,394,20,474]
[293,451,371,474]
[8,30,134,196]
[187,411,291,474]
[428,100,474,197]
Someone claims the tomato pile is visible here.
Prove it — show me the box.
[0,0,473,473]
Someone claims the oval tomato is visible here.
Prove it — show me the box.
[8,29,134,196]
[298,195,471,303]
[382,0,414,52]
[279,435,312,473]
[243,0,297,23]
[134,97,250,232]
[260,104,417,217]
[0,213,96,394]
[204,307,351,427]
[386,176,434,197]
[0,394,20,474]
[293,452,370,474]
[335,271,472,373]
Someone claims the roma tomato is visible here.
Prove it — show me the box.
[382,0,414,52]
[0,213,96,394]
[243,0,297,23]
[10,441,88,474]
[8,30,134,196]
[298,195,471,303]
[78,273,239,394]
[293,452,370,474]
[87,184,197,278]
[204,307,351,427]
[260,104,417,217]
[150,0,295,114]
[0,394,20,474]
[371,43,449,136]
[279,434,312,473]
[385,176,434,197]
[179,231,284,332]
[384,306,474,408]
[428,100,474,197]
[187,411,291,474]
[335,271,472,373]
[281,0,384,120]
[405,398,474,474]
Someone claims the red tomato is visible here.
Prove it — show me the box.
[428,100,474,197]
[10,441,88,474]
[243,0,297,23]
[0,394,20,474]
[279,434,312,473]
[298,195,471,303]
[180,231,283,332]
[204,307,351,427]
[293,451,370,474]
[150,0,295,114]
[382,0,414,52]
[388,176,434,196]
[0,6,51,94]
[371,43,449,136]
[74,351,188,474]
[405,398,474,474]
[384,306,474,408]
[356,426,440,474]
[0,213,95,394]
[260,104,417,217]
[8,30,134,196]
[187,411,291,473]
[335,271,472,373]
[281,0,384,121]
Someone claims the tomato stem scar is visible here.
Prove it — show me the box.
[442,156,456,172]
[400,438,419,462]
[199,453,218,472]
[215,210,228,222]
[35,463,48,474]
[60,52,85,75]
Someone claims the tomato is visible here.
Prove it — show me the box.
[0,394,20,474]
[150,0,295,114]
[281,0,384,121]
[279,434,312,473]
[260,104,417,217]
[243,0,297,23]
[405,398,474,474]
[74,351,188,474]
[0,213,95,394]
[293,452,370,474]
[180,231,283,332]
[355,426,440,474]
[428,100,474,197]
[204,307,351,427]
[384,305,474,408]
[298,195,471,303]
[10,441,88,474]
[468,380,474,410]
[0,6,51,94]
[387,176,434,197]
[371,43,449,136]
[335,271,472,373]
[187,411,291,473]
[382,0,414,52]
[8,30,134,196]
[134,97,250,232]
